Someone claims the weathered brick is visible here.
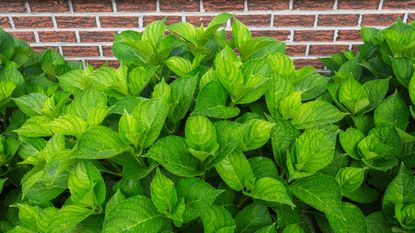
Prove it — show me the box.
[32,46,59,52]
[86,59,120,67]
[235,14,271,27]
[80,31,116,42]
[294,30,334,42]
[203,0,244,12]
[383,0,415,9]
[116,0,156,12]
[362,13,404,26]
[336,30,361,41]
[100,16,138,28]
[293,0,334,10]
[286,44,307,56]
[29,0,70,12]
[62,46,100,57]
[0,17,10,28]
[0,0,26,13]
[274,15,315,27]
[308,44,349,56]
[338,0,379,9]
[294,58,324,69]
[143,16,182,26]
[13,16,53,28]
[10,31,35,42]
[251,30,291,41]
[39,31,76,42]
[248,0,289,10]
[318,14,359,27]
[160,0,199,12]
[72,0,113,12]
[186,16,217,27]
[102,45,114,57]
[56,16,97,28]
[408,13,415,23]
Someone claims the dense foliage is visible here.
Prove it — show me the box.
[0,14,414,232]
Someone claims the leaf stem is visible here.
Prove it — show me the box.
[237,195,250,208]
[102,169,122,177]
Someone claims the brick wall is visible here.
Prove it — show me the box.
[1,0,414,69]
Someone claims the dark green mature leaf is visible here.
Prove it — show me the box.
[215,151,254,191]
[200,205,236,233]
[145,136,202,177]
[235,204,272,233]
[326,202,367,233]
[374,91,409,130]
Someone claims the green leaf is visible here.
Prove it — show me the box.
[391,57,413,87]
[362,78,389,112]
[105,190,126,218]
[67,89,107,121]
[200,205,236,233]
[338,77,370,114]
[232,18,252,50]
[74,126,127,159]
[169,73,198,124]
[150,168,177,215]
[185,115,219,161]
[339,128,365,160]
[294,68,328,101]
[128,66,158,96]
[215,151,254,191]
[41,49,65,78]
[240,119,274,151]
[0,178,6,194]
[235,204,272,233]
[326,202,367,233]
[279,91,302,119]
[282,224,304,233]
[103,195,167,233]
[168,22,199,45]
[48,114,87,138]
[145,136,202,177]
[248,156,279,179]
[265,74,294,117]
[254,223,276,233]
[142,19,166,50]
[0,28,15,61]
[374,91,409,130]
[269,117,300,167]
[203,13,232,37]
[118,110,140,147]
[247,177,294,207]
[15,116,54,137]
[291,100,347,129]
[394,202,415,229]
[290,174,342,216]
[68,161,106,208]
[335,167,366,193]
[57,70,91,94]
[13,93,51,117]
[176,178,223,223]
[383,164,415,222]
[366,211,392,233]
[193,81,240,119]
[165,56,193,76]
[287,129,337,180]
[112,32,154,65]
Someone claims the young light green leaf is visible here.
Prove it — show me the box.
[279,91,302,119]
[339,128,365,160]
[335,167,367,193]
[67,89,107,121]
[128,66,158,96]
[118,110,140,147]
[145,136,202,177]
[15,116,54,137]
[168,73,198,124]
[150,168,177,215]
[74,126,127,159]
[48,114,87,138]
[142,19,166,50]
[215,151,254,191]
[239,119,274,151]
[362,78,389,113]
[57,69,91,94]
[185,115,219,161]
[232,18,252,50]
[338,77,370,114]
[165,56,193,76]
[168,22,199,45]
[14,93,52,117]
[291,100,347,129]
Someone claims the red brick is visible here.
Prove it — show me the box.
[294,58,324,69]
[293,0,334,10]
[408,13,415,23]
[318,14,359,27]
[99,16,138,28]
[72,0,113,12]
[286,44,306,56]
[0,0,26,13]
[102,45,113,57]
[62,46,100,57]
[160,0,199,12]
[32,46,59,52]
[116,0,156,12]
[338,0,379,9]
[86,59,120,67]
[274,15,315,27]
[203,0,244,12]
[29,0,70,12]
[10,32,35,42]
[248,0,289,10]
[251,30,291,41]
[336,30,361,41]
[362,13,405,26]
[294,30,334,42]
[39,31,76,42]
[235,14,271,27]
[383,0,415,9]
[186,16,217,27]
[80,31,116,42]
[56,16,97,28]
[308,44,349,56]
[0,17,10,28]
[351,43,364,52]
[13,16,53,28]
[143,16,182,26]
